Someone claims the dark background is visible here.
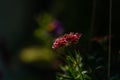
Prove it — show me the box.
[0,0,119,80]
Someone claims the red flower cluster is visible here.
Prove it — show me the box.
[52,32,82,49]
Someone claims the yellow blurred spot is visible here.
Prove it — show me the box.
[19,46,54,63]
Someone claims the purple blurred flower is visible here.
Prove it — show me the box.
[47,20,63,35]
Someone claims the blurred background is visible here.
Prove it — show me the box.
[0,0,120,80]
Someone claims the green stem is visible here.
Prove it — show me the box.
[75,50,84,80]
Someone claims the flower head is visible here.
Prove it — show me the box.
[47,20,63,35]
[91,35,111,43]
[52,32,82,49]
